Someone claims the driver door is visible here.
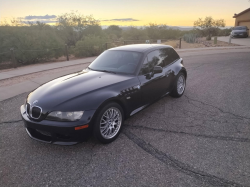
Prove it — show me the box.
[137,50,166,105]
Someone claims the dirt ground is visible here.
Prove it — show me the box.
[164,37,239,49]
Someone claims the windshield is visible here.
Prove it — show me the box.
[88,50,142,75]
[233,26,247,30]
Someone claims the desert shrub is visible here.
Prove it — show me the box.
[217,28,232,36]
[206,35,212,40]
[122,27,148,41]
[74,35,107,57]
[0,23,64,64]
[145,24,184,40]
[104,25,123,40]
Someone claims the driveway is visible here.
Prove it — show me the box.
[1,50,250,186]
[217,36,250,46]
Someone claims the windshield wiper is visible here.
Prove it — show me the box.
[88,67,116,74]
[98,70,116,74]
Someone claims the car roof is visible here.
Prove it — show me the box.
[108,44,173,53]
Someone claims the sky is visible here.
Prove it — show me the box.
[0,0,249,27]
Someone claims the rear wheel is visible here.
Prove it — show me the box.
[93,102,124,144]
[170,72,186,98]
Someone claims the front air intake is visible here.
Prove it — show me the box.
[31,106,42,119]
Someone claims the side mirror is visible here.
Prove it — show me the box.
[153,66,163,74]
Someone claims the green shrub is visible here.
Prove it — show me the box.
[145,24,183,40]
[0,24,64,64]
[122,27,148,41]
[74,35,107,57]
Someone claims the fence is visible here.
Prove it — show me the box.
[0,37,229,70]
[0,40,182,69]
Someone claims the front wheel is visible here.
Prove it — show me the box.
[170,72,186,98]
[93,102,124,144]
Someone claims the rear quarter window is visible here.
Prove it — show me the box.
[159,48,180,67]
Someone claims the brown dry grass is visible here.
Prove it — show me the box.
[163,37,239,49]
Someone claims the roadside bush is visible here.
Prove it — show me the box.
[206,35,212,41]
[74,35,107,57]
[218,28,232,36]
[0,24,64,64]
[145,24,184,40]
[122,27,148,41]
[104,25,123,40]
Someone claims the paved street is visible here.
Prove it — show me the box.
[1,50,250,186]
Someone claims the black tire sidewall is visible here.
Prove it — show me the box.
[93,102,124,144]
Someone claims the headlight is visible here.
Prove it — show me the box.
[46,111,84,121]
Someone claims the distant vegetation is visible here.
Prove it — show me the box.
[0,12,232,68]
[194,16,226,40]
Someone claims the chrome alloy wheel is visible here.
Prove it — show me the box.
[177,75,185,95]
[100,107,122,139]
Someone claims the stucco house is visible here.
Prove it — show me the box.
[233,8,250,35]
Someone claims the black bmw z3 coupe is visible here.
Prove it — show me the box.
[20,44,187,145]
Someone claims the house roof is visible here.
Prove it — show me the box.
[233,8,250,18]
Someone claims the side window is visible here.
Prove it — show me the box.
[159,48,180,67]
[147,50,164,68]
[140,50,163,75]
[159,48,171,67]
[139,58,150,75]
[169,48,180,62]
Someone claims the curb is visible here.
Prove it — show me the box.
[0,60,93,81]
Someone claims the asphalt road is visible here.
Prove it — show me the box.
[1,51,250,187]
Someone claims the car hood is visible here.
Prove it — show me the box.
[27,69,133,111]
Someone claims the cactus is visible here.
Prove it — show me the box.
[183,33,199,43]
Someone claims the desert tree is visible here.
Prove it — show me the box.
[194,16,225,40]
[56,11,99,46]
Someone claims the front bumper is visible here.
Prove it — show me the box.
[20,105,96,145]
[231,33,248,37]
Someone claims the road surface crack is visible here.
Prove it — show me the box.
[184,95,250,120]
[125,124,250,143]
[0,120,22,126]
[123,129,244,187]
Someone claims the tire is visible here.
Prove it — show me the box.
[93,102,124,144]
[170,72,186,98]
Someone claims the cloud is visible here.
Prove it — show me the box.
[20,14,58,24]
[24,14,57,20]
[22,20,58,24]
[102,18,139,22]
